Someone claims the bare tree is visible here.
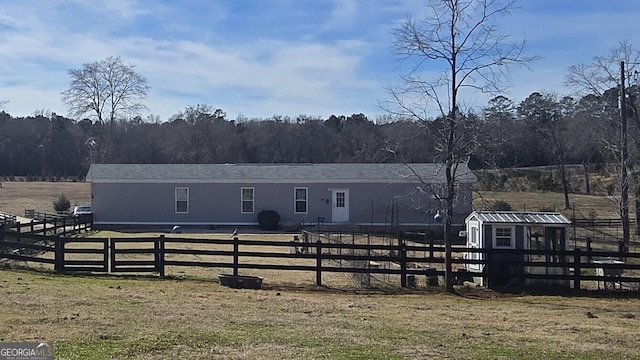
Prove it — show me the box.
[517,92,574,209]
[62,56,149,160]
[566,41,640,241]
[566,41,640,97]
[386,0,537,292]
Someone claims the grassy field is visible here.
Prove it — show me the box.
[3,181,640,359]
[474,190,634,220]
[0,180,90,216]
[2,269,640,359]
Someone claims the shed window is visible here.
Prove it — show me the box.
[175,187,189,213]
[294,187,308,214]
[241,187,254,213]
[494,227,514,248]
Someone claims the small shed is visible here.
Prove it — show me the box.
[464,211,572,288]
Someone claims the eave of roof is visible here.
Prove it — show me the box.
[86,163,478,183]
[467,211,571,225]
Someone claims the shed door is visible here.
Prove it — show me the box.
[467,220,481,271]
[331,189,349,223]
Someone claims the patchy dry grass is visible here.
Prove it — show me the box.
[0,181,90,216]
[474,191,631,220]
[1,269,640,359]
[3,182,640,358]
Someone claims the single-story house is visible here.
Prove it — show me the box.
[464,211,571,288]
[86,163,477,230]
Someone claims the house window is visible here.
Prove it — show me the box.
[294,187,308,214]
[241,187,254,213]
[335,192,345,208]
[494,227,514,248]
[175,187,189,213]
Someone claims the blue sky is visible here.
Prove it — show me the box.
[1,0,640,122]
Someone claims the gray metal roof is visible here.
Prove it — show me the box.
[86,163,477,183]
[468,211,571,225]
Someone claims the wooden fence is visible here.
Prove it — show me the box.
[25,209,67,220]
[5,216,92,237]
[572,218,636,227]
[0,210,16,225]
[1,230,640,291]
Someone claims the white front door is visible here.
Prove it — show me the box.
[331,189,349,223]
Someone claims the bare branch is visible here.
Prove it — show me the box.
[566,40,640,96]
[386,0,536,292]
[61,56,150,160]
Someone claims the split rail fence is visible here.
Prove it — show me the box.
[1,229,640,291]
[2,217,92,237]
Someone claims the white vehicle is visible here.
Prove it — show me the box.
[73,205,92,217]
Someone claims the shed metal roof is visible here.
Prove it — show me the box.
[86,163,477,184]
[468,211,571,225]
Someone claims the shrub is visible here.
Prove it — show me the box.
[528,172,558,192]
[475,171,508,191]
[53,193,71,213]
[487,200,512,211]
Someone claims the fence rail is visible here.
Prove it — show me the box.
[0,211,16,225]
[572,218,636,227]
[6,216,92,237]
[24,209,68,220]
[1,230,640,291]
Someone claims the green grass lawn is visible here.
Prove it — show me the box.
[2,269,640,359]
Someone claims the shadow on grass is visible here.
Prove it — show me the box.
[2,261,639,299]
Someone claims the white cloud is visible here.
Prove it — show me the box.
[322,0,359,32]
[2,1,640,121]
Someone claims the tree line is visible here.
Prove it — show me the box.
[0,88,630,179]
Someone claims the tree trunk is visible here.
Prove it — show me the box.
[634,169,640,236]
[583,162,591,195]
[621,61,630,246]
[558,163,571,209]
[444,158,455,293]
[636,189,640,236]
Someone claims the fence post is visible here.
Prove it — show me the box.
[316,239,322,286]
[30,220,35,234]
[618,241,627,262]
[156,235,165,278]
[109,238,116,272]
[233,236,239,276]
[102,238,108,272]
[16,222,20,243]
[573,248,581,290]
[54,238,64,273]
[485,246,492,288]
[586,239,592,263]
[400,239,407,288]
[429,235,434,260]
[338,233,343,268]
